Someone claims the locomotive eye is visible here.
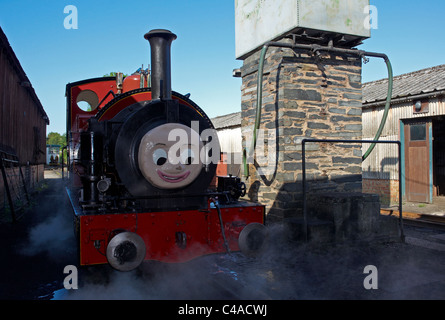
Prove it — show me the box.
[180,148,195,165]
[153,149,167,166]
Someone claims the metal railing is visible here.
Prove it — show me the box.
[301,139,404,242]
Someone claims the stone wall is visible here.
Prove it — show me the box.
[363,178,400,207]
[240,39,363,222]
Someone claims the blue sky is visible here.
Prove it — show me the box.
[361,0,445,82]
[0,0,444,135]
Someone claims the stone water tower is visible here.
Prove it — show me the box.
[234,0,402,244]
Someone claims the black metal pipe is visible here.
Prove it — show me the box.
[144,29,177,100]
[265,41,389,62]
[89,131,97,203]
[302,139,404,243]
[397,141,405,242]
[212,199,231,254]
[301,140,307,242]
[62,145,67,180]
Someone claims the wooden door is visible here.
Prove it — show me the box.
[404,121,431,203]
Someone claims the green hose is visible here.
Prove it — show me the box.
[242,43,393,177]
[243,45,268,178]
[362,57,393,161]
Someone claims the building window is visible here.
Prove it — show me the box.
[410,123,427,141]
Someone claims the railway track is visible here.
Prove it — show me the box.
[381,209,445,231]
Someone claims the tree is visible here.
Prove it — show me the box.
[47,132,67,147]
[103,72,128,77]
[46,132,67,165]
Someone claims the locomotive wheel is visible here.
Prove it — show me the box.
[106,232,146,272]
[238,223,268,257]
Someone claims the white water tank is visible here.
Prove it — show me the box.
[235,0,371,59]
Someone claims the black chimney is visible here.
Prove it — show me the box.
[144,29,177,100]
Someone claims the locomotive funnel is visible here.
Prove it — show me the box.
[144,29,177,100]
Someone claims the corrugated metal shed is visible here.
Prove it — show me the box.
[211,112,242,154]
[362,64,445,181]
[211,112,241,130]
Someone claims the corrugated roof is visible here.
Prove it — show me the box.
[211,111,241,129]
[362,64,445,105]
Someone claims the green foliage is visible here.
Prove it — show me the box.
[103,72,129,77]
[46,132,67,147]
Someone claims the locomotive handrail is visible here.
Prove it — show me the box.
[105,191,235,201]
[95,90,116,110]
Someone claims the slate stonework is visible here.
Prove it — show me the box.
[240,39,363,222]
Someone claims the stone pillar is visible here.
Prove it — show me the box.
[240,39,363,222]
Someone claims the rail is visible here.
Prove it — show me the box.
[301,139,404,242]
[381,208,445,231]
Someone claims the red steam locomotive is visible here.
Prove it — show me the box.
[66,29,266,271]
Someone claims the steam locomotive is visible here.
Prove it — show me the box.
[65,29,266,271]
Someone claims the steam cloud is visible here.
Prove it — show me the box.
[19,209,445,300]
[19,211,75,260]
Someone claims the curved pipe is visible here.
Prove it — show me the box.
[243,44,268,177]
[211,199,231,254]
[243,41,393,178]
[361,56,393,161]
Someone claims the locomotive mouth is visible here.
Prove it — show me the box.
[157,170,191,183]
